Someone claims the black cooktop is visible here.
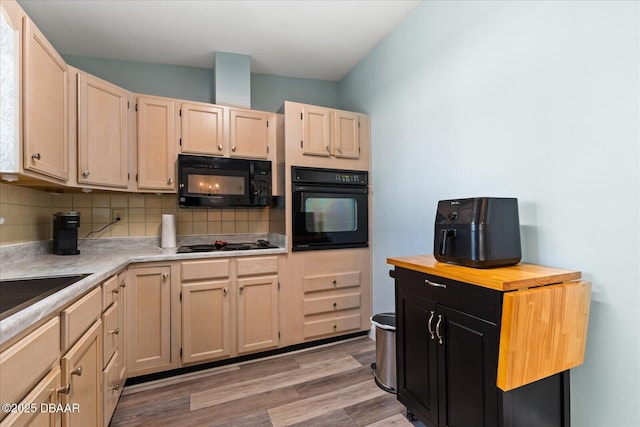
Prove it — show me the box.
[0,274,91,321]
[176,240,278,254]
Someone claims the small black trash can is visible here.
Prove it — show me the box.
[370,312,396,393]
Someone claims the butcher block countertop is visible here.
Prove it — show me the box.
[386,254,582,292]
[388,254,591,391]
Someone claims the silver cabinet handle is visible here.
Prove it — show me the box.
[217,144,223,151]
[71,366,83,376]
[57,384,71,395]
[82,170,90,178]
[162,273,169,280]
[112,384,120,391]
[239,286,244,293]
[223,288,228,294]
[435,315,443,345]
[167,178,173,185]
[31,153,41,160]
[109,328,119,335]
[112,288,119,294]
[425,279,447,289]
[428,310,435,340]
[332,279,337,286]
[231,146,237,152]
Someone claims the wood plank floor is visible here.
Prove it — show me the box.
[110,337,424,427]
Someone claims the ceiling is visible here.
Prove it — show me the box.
[16,0,421,82]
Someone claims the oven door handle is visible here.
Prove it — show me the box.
[292,185,368,194]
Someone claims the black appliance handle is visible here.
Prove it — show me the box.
[439,229,456,256]
[292,184,368,194]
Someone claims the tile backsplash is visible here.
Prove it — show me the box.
[0,183,283,246]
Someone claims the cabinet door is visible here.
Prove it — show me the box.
[136,96,176,191]
[301,105,331,157]
[0,366,62,427]
[181,103,225,156]
[77,72,129,188]
[332,110,360,159]
[229,109,268,159]
[396,286,439,427]
[437,306,498,427]
[22,17,68,181]
[125,266,173,375]
[236,275,279,354]
[182,280,232,363]
[60,319,102,427]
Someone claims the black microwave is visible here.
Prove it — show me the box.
[178,154,272,208]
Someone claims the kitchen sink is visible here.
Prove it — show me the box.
[0,274,91,321]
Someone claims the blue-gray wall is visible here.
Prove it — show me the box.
[251,73,339,112]
[63,55,340,112]
[339,1,639,426]
[64,55,214,103]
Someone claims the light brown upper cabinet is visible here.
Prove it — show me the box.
[301,106,359,159]
[229,108,269,159]
[180,104,271,160]
[284,101,369,171]
[332,110,360,159]
[300,105,332,157]
[180,102,225,156]
[22,16,69,182]
[77,71,130,188]
[136,96,177,192]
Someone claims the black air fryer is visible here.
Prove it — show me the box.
[434,197,521,268]
[53,212,80,255]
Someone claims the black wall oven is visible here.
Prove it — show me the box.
[291,166,368,251]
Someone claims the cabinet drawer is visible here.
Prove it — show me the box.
[103,349,124,427]
[0,317,60,413]
[102,301,119,366]
[61,286,102,351]
[304,314,361,339]
[304,292,361,316]
[102,274,120,310]
[237,256,278,276]
[181,259,230,281]
[304,271,360,293]
[396,267,502,322]
[0,366,61,426]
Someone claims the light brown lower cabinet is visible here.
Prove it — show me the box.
[297,248,371,341]
[125,264,180,377]
[180,256,280,365]
[182,279,232,363]
[60,319,102,427]
[0,318,61,424]
[102,273,126,426]
[0,366,62,427]
[236,274,279,354]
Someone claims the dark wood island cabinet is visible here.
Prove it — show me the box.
[387,255,591,427]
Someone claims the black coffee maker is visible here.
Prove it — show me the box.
[53,212,80,255]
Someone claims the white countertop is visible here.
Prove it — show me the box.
[0,234,286,346]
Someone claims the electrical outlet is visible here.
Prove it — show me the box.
[112,208,126,222]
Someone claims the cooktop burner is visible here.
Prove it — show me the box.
[176,240,278,254]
